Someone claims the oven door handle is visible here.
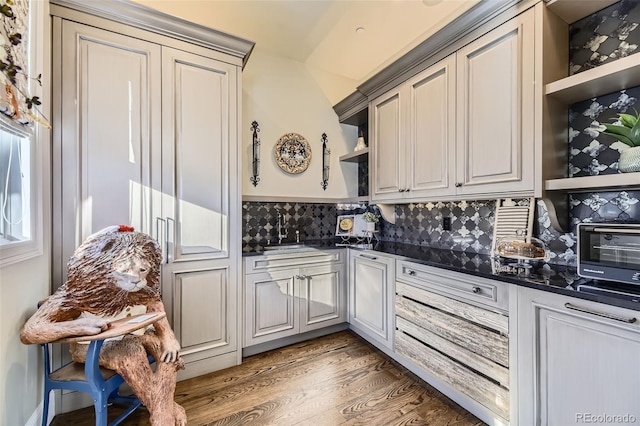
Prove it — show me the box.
[591,227,640,234]
[564,303,637,324]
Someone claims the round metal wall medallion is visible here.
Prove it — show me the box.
[274,133,312,174]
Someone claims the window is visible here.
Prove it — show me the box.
[0,125,31,246]
[0,0,46,266]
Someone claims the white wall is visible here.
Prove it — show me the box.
[242,48,359,199]
[0,1,52,424]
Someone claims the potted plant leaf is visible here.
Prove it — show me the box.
[362,211,380,232]
[600,110,640,173]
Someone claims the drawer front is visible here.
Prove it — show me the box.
[396,260,508,312]
[396,331,509,420]
[396,294,508,367]
[396,316,509,388]
[245,249,343,274]
[396,281,508,335]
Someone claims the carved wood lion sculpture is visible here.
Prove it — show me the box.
[21,225,186,425]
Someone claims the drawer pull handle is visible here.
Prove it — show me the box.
[472,286,481,294]
[407,270,416,276]
[295,275,308,280]
[564,303,637,324]
[359,254,378,260]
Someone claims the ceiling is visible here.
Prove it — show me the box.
[133,0,479,98]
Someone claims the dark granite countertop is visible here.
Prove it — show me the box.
[243,240,640,312]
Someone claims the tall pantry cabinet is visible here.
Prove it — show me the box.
[50,0,254,400]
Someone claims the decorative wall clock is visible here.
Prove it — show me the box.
[274,133,311,174]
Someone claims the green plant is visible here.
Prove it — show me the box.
[600,110,640,147]
[362,212,380,223]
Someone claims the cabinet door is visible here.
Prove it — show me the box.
[349,251,395,350]
[171,267,235,362]
[245,270,299,346]
[517,286,640,425]
[370,88,405,201]
[406,54,456,199]
[299,263,347,333]
[456,9,535,196]
[160,47,240,366]
[55,20,162,288]
[161,46,238,263]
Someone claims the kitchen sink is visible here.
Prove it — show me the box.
[263,243,308,251]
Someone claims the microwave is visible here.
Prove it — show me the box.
[577,223,640,285]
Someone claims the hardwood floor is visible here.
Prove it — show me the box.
[51,331,485,425]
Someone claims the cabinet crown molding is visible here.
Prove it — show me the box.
[50,0,255,67]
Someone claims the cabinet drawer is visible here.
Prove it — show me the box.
[396,260,508,312]
[396,331,509,420]
[396,294,508,367]
[245,249,343,274]
[396,281,508,335]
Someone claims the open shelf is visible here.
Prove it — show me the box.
[339,148,369,163]
[545,172,640,192]
[545,53,640,104]
[546,0,617,24]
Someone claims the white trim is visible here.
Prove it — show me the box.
[25,393,54,426]
[0,0,49,267]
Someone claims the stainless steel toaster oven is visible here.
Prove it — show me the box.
[577,223,640,285]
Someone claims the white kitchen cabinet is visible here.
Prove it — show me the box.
[349,250,395,351]
[516,286,640,426]
[160,46,240,375]
[371,54,455,202]
[244,250,347,348]
[370,87,403,200]
[370,7,535,203]
[54,20,162,266]
[455,8,535,197]
[51,2,250,390]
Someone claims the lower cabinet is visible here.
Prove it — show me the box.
[516,286,640,426]
[393,260,510,425]
[349,250,395,351]
[244,250,347,347]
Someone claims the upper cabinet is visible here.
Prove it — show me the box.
[455,10,535,197]
[371,86,403,200]
[371,7,535,203]
[371,54,456,202]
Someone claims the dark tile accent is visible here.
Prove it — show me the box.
[569,86,640,176]
[569,0,640,75]
[242,201,339,251]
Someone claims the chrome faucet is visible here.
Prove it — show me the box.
[277,211,287,244]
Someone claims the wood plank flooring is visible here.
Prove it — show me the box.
[51,331,485,425]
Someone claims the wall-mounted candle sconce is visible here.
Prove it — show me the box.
[321,133,330,190]
[250,121,260,187]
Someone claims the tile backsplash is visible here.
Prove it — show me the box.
[569,87,639,177]
[569,0,640,75]
[242,193,640,265]
[242,201,338,251]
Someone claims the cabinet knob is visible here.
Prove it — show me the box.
[407,270,416,276]
[455,182,462,187]
[472,286,481,294]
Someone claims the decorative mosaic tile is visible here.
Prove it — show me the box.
[569,0,640,75]
[534,191,640,265]
[377,200,499,254]
[358,161,368,197]
[568,86,640,176]
[242,201,340,251]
